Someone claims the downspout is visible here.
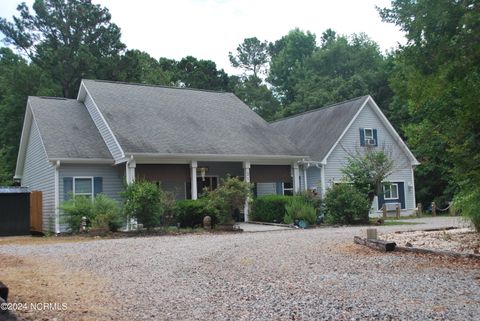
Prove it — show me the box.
[303,164,308,192]
[320,162,326,198]
[54,160,60,234]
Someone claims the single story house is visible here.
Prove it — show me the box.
[15,80,419,233]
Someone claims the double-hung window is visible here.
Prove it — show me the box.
[283,182,293,196]
[383,183,399,200]
[74,177,93,198]
[364,128,375,146]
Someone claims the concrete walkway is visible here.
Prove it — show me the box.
[237,222,293,232]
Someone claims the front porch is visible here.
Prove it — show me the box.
[125,157,306,221]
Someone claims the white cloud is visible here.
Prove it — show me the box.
[0,0,405,74]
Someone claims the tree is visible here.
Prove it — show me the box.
[0,48,59,185]
[0,0,126,98]
[229,37,269,77]
[379,0,480,206]
[171,56,230,91]
[283,32,391,117]
[230,75,281,121]
[267,28,316,104]
[115,50,172,85]
[341,148,394,205]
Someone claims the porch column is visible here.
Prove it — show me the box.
[126,157,136,184]
[303,165,308,192]
[320,164,326,197]
[190,161,198,200]
[243,161,251,222]
[292,163,300,194]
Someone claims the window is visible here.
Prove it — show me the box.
[74,177,93,198]
[364,128,375,146]
[283,182,293,196]
[383,183,399,200]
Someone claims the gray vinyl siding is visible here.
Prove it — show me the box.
[256,183,277,196]
[58,164,124,232]
[84,93,123,160]
[306,166,322,192]
[324,101,415,212]
[21,120,55,232]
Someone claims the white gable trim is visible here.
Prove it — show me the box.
[321,96,420,166]
[320,97,370,165]
[366,97,420,165]
[14,101,50,179]
[78,80,125,160]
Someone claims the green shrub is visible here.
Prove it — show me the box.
[297,191,322,216]
[61,195,94,231]
[207,176,251,224]
[176,199,214,228]
[91,194,123,231]
[60,194,122,232]
[122,180,164,228]
[454,187,480,232]
[284,197,317,225]
[251,195,305,223]
[324,183,371,224]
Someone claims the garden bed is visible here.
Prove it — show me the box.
[380,227,479,255]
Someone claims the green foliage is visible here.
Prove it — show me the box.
[90,194,123,231]
[175,199,213,228]
[379,0,480,207]
[454,187,480,232]
[207,176,251,224]
[122,180,164,228]
[251,195,299,223]
[324,183,371,224]
[341,149,394,204]
[284,197,317,225]
[229,37,269,77]
[0,0,126,98]
[230,75,281,121]
[60,194,122,232]
[268,28,317,104]
[283,32,391,117]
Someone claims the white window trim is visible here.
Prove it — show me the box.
[282,182,293,195]
[73,176,94,198]
[364,128,376,146]
[383,183,399,200]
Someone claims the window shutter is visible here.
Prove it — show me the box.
[398,182,405,209]
[63,177,73,200]
[359,128,365,146]
[94,177,103,196]
[373,129,378,147]
[275,182,283,195]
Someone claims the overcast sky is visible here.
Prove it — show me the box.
[0,0,405,75]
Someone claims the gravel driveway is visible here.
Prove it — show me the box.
[1,217,479,320]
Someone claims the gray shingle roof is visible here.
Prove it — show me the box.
[270,96,369,162]
[83,80,304,157]
[29,96,112,159]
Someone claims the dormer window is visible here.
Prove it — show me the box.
[360,128,378,147]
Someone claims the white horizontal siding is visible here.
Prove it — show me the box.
[84,93,123,160]
[256,183,276,196]
[21,120,55,232]
[324,101,415,211]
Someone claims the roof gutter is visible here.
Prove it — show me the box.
[117,153,309,164]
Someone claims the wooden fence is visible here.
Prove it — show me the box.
[30,190,43,233]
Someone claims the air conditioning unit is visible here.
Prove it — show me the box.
[365,138,376,146]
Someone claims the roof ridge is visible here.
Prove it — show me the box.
[269,95,370,124]
[83,79,233,95]
[29,96,74,101]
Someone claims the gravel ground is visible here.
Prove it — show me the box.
[1,217,479,320]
